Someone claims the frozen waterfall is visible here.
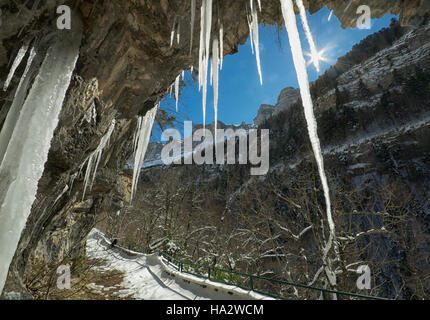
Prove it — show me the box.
[0,29,82,294]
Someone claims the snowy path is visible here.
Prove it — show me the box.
[86,229,269,300]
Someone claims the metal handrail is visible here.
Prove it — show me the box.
[158,251,388,300]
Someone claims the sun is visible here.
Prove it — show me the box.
[305,47,331,72]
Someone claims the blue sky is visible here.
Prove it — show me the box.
[154,7,398,140]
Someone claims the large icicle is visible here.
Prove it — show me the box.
[279,0,337,286]
[3,44,29,92]
[131,105,158,201]
[249,0,263,85]
[0,28,82,294]
[212,37,219,146]
[296,0,321,73]
[190,0,196,55]
[198,0,213,128]
[82,119,116,200]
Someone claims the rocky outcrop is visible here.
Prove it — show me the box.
[0,0,429,299]
[254,87,300,125]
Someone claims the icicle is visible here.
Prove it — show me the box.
[247,13,255,54]
[191,65,194,73]
[257,0,261,11]
[169,83,173,96]
[190,0,196,55]
[14,47,36,98]
[198,4,205,89]
[0,47,36,164]
[212,37,219,146]
[3,44,29,91]
[249,0,263,85]
[175,74,180,112]
[131,105,158,201]
[210,58,213,85]
[170,31,175,47]
[177,20,181,45]
[296,0,321,73]
[0,26,82,295]
[82,119,116,200]
[132,117,142,153]
[219,23,224,70]
[279,0,336,279]
[170,18,177,47]
[198,0,213,128]
[182,70,185,79]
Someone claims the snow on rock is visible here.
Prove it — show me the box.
[87,229,273,300]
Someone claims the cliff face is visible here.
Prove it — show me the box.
[0,0,429,299]
[254,87,300,125]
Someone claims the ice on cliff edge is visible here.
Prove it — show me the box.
[0,27,82,294]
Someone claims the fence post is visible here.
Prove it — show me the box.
[250,276,254,290]
[179,262,183,272]
[208,267,211,280]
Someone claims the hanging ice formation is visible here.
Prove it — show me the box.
[170,17,177,47]
[0,27,82,295]
[212,37,219,145]
[131,105,158,201]
[219,22,224,69]
[296,0,321,73]
[0,47,37,162]
[177,21,181,45]
[198,0,213,128]
[190,0,196,54]
[81,119,116,200]
[248,0,263,85]
[3,43,29,92]
[280,0,337,286]
[175,74,180,111]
